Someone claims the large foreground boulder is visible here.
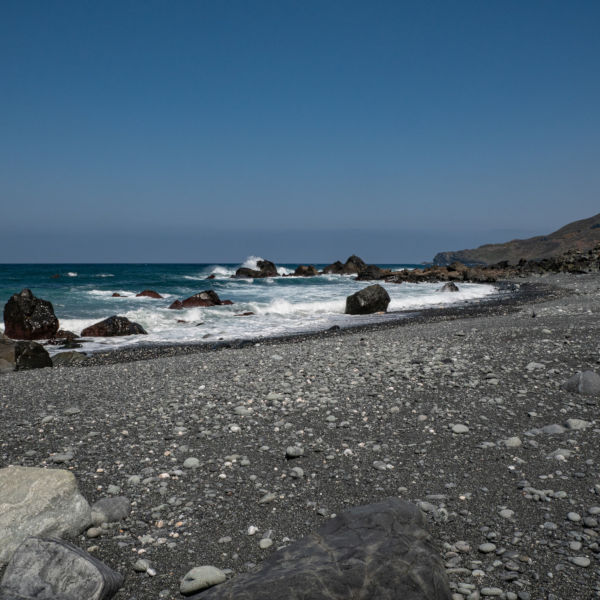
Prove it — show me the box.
[0,537,123,600]
[193,498,451,600]
[169,290,231,310]
[3,289,59,340]
[80,316,147,337]
[233,260,279,279]
[345,284,391,315]
[0,466,92,567]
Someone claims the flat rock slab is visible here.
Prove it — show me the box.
[193,497,451,600]
[0,466,91,567]
[0,537,122,600]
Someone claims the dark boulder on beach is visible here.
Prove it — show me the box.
[323,255,367,275]
[3,289,59,340]
[15,341,53,370]
[168,290,232,310]
[294,265,319,277]
[345,284,391,315]
[80,316,147,337]
[193,498,451,600]
[46,330,79,346]
[136,290,163,299]
[233,259,279,279]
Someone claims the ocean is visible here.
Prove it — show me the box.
[0,257,496,354]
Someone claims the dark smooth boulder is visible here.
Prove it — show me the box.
[15,341,53,370]
[233,260,279,279]
[345,284,391,315]
[168,290,231,310]
[322,260,345,274]
[3,289,59,340]
[0,537,122,600]
[193,498,451,600]
[294,265,319,277]
[136,290,163,299]
[111,293,122,297]
[438,282,459,292]
[80,316,147,337]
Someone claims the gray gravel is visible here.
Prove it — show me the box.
[2,271,600,599]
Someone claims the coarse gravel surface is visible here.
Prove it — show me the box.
[2,272,600,600]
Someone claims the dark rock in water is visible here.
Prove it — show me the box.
[15,341,53,370]
[221,299,234,305]
[323,255,367,275]
[294,265,319,277]
[193,498,451,600]
[80,316,147,337]
[136,290,163,299]
[206,274,216,280]
[111,293,122,297]
[235,312,255,317]
[51,273,60,279]
[168,290,231,310]
[46,330,79,346]
[3,289,59,340]
[233,260,279,279]
[563,370,600,395]
[438,282,459,292]
[328,325,341,331]
[356,264,390,280]
[0,537,123,600]
[345,284,391,315]
[52,352,87,367]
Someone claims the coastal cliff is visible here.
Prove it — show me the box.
[433,212,600,266]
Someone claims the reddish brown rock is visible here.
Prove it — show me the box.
[3,289,59,340]
[111,293,122,298]
[80,316,147,337]
[206,274,216,280]
[136,290,163,299]
[233,260,278,278]
[168,290,232,310]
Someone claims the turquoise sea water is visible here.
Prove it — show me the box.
[0,258,496,353]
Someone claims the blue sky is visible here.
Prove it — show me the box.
[1,1,599,262]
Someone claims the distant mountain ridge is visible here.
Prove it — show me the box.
[433,213,600,266]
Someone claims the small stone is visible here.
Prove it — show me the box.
[452,424,469,434]
[285,446,304,459]
[183,457,200,469]
[503,437,522,448]
[259,538,273,549]
[567,512,581,522]
[133,558,151,572]
[478,543,496,553]
[481,588,504,597]
[180,565,227,595]
[565,418,591,430]
[499,509,514,519]
[570,556,590,567]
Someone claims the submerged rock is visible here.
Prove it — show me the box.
[345,284,391,315]
[0,537,123,600]
[193,498,451,600]
[0,466,91,567]
[438,282,460,292]
[80,316,147,337]
[3,288,59,340]
[136,290,163,299]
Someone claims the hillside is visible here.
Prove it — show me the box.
[433,213,600,266]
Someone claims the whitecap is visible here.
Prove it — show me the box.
[66,272,78,277]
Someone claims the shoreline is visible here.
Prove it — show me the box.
[79,278,564,367]
[2,271,599,599]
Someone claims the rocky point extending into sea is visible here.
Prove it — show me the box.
[1,246,600,599]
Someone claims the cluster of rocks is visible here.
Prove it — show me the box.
[169,291,233,310]
[0,465,450,599]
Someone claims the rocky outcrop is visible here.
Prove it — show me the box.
[193,498,451,600]
[136,290,163,299]
[233,260,279,279]
[433,212,600,266]
[355,264,392,280]
[293,265,319,277]
[0,537,123,600]
[168,291,232,310]
[323,255,366,275]
[0,466,92,567]
[3,289,59,340]
[80,316,147,337]
[345,284,391,315]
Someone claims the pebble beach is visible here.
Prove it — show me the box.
[2,271,600,599]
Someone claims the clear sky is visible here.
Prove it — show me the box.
[1,0,599,263]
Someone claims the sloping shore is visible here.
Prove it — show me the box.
[1,272,599,598]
